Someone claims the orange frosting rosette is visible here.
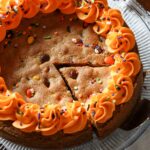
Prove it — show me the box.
[93,9,124,37]
[39,0,61,13]
[0,77,25,120]
[0,77,7,94]
[111,52,141,77]
[0,0,10,12]
[60,101,87,134]
[0,2,23,30]
[36,104,61,136]
[88,93,115,123]
[59,0,76,14]
[13,103,40,132]
[76,0,108,23]
[12,0,40,18]
[0,92,25,121]
[105,27,135,53]
[104,75,133,105]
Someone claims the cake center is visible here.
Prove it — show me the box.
[0,11,110,106]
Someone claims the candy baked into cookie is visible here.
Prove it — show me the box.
[0,0,143,149]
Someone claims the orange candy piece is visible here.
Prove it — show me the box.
[104,55,115,65]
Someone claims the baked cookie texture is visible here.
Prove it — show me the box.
[0,0,143,149]
[60,66,111,101]
[5,62,73,106]
[0,12,108,67]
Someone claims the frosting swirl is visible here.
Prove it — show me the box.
[111,52,141,77]
[13,103,39,132]
[0,92,25,121]
[0,77,7,94]
[105,27,135,53]
[0,2,23,30]
[59,0,76,14]
[104,75,133,105]
[93,9,124,37]
[76,0,108,23]
[88,93,115,123]
[39,0,61,13]
[15,0,40,18]
[37,104,61,136]
[60,101,87,134]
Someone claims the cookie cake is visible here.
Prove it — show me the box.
[0,0,143,149]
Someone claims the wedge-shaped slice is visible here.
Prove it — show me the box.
[60,66,112,102]
[2,62,73,106]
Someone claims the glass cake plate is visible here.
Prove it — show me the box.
[0,0,150,149]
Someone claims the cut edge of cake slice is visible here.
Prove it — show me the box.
[59,66,112,103]
[9,62,73,106]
